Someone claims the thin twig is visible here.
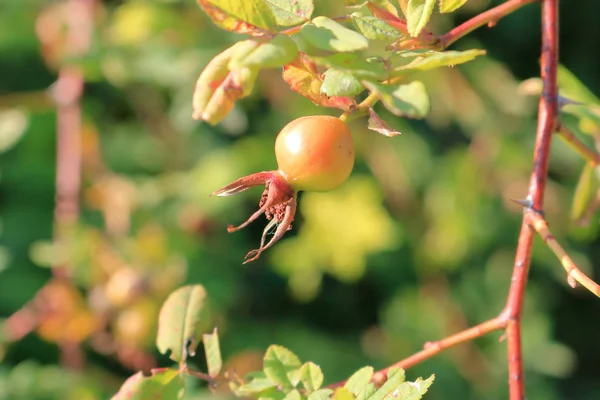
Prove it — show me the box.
[330,1,560,398]
[528,213,600,297]
[556,124,600,167]
[438,0,539,48]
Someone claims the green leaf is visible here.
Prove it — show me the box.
[299,362,324,392]
[439,0,469,13]
[571,163,599,221]
[562,104,600,134]
[197,0,277,34]
[368,108,402,137]
[357,384,376,400]
[284,389,302,400]
[229,35,298,69]
[313,53,387,80]
[263,345,302,388]
[156,285,210,363]
[203,328,222,378]
[264,0,314,26]
[350,13,400,41]
[111,369,184,400]
[308,389,334,400]
[321,69,364,97]
[394,375,435,400]
[392,49,486,74]
[236,377,278,396]
[332,387,355,400]
[300,16,369,52]
[406,0,436,37]
[363,80,430,118]
[366,368,405,400]
[344,366,374,397]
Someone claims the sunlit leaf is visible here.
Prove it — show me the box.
[332,387,355,400]
[299,362,324,392]
[313,53,387,80]
[393,375,435,400]
[308,389,334,400]
[283,54,356,111]
[236,376,278,396]
[300,16,369,52]
[264,0,314,26]
[203,328,222,378]
[263,345,302,388]
[284,389,302,400]
[111,369,184,400]
[351,13,401,41]
[369,0,400,16]
[406,0,436,37]
[439,0,468,13]
[362,80,430,118]
[344,366,374,397]
[368,108,402,136]
[229,35,298,69]
[0,109,28,153]
[321,69,364,97]
[366,368,405,400]
[392,49,486,74]
[156,285,210,363]
[197,0,277,34]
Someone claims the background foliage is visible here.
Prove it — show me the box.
[1,0,600,399]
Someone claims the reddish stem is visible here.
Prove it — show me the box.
[329,0,560,397]
[438,0,538,48]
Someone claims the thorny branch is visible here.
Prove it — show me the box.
[331,1,594,399]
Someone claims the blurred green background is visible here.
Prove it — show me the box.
[2,0,600,399]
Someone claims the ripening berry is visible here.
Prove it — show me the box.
[212,115,355,263]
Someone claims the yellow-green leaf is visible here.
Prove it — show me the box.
[362,80,430,118]
[406,0,436,37]
[229,35,298,69]
[156,285,210,363]
[263,345,302,388]
[111,369,184,400]
[197,0,277,34]
[321,69,364,97]
[344,366,374,397]
[264,0,314,26]
[203,328,222,378]
[299,362,324,392]
[393,49,486,74]
[439,0,468,13]
[300,16,369,52]
[571,163,599,221]
[351,13,401,41]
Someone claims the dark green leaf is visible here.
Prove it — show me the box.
[156,285,210,363]
[263,345,302,388]
[299,362,324,392]
[264,0,314,26]
[203,328,222,378]
[111,369,184,400]
[300,16,369,52]
[322,69,364,97]
[363,80,430,118]
[439,0,469,13]
[229,35,298,69]
[350,13,400,41]
[406,0,436,37]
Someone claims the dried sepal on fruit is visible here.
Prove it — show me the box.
[213,116,355,263]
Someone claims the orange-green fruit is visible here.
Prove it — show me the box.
[275,116,354,192]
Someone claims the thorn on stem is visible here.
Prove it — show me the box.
[567,274,577,289]
[509,197,532,209]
